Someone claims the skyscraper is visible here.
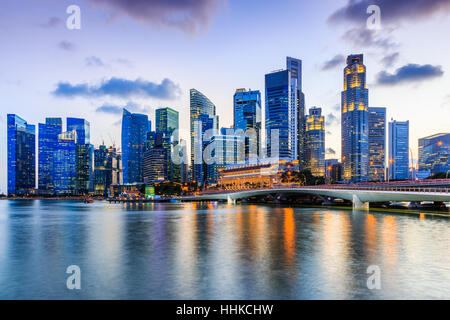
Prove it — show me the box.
[156,107,180,182]
[418,133,449,177]
[190,89,218,186]
[93,145,122,197]
[7,114,36,195]
[305,107,325,177]
[265,57,305,162]
[233,88,261,160]
[341,54,369,182]
[53,130,77,195]
[121,109,149,184]
[389,120,409,180]
[38,118,62,191]
[67,118,90,145]
[143,132,171,183]
[368,107,386,181]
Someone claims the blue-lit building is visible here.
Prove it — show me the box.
[190,89,219,186]
[93,145,122,197]
[368,107,386,181]
[67,118,90,145]
[53,130,77,195]
[265,57,305,163]
[143,131,171,183]
[38,118,62,191]
[389,120,409,180]
[305,107,325,177]
[233,89,261,160]
[7,114,36,195]
[418,133,449,176]
[341,54,369,182]
[121,109,149,184]
[156,107,180,182]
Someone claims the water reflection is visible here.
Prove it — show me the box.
[0,200,448,299]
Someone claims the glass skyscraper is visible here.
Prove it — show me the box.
[341,54,369,182]
[418,133,449,176]
[156,107,179,141]
[389,120,409,180]
[233,88,261,160]
[265,57,305,162]
[7,114,36,195]
[93,145,122,197]
[121,108,149,184]
[190,89,218,186]
[67,118,90,145]
[143,132,171,183]
[305,107,325,177]
[53,130,77,195]
[368,107,386,181]
[38,118,62,191]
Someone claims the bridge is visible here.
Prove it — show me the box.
[181,180,450,209]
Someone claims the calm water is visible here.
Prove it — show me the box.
[0,200,448,300]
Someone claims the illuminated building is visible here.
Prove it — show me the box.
[93,145,122,197]
[7,114,36,195]
[190,89,219,186]
[341,54,369,182]
[368,107,386,181]
[388,120,409,180]
[143,132,171,183]
[38,118,62,192]
[305,107,325,176]
[122,108,149,184]
[218,160,299,190]
[53,130,77,195]
[418,133,449,176]
[233,88,261,159]
[156,107,180,182]
[265,57,305,163]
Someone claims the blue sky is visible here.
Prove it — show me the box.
[1,0,450,192]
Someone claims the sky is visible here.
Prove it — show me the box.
[1,0,450,193]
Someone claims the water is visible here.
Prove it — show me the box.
[0,200,448,300]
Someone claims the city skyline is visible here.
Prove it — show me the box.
[2,0,450,192]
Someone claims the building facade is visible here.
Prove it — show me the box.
[93,145,122,197]
[389,120,409,180]
[7,114,36,195]
[418,133,449,176]
[38,118,63,191]
[53,130,77,195]
[265,57,305,163]
[305,107,325,177]
[190,89,219,186]
[368,107,386,181]
[121,108,149,184]
[233,88,261,160]
[143,132,171,184]
[341,54,369,182]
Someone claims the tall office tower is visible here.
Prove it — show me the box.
[305,107,325,177]
[265,57,305,162]
[179,139,188,183]
[67,117,93,194]
[143,132,171,183]
[93,145,122,197]
[418,133,449,176]
[38,118,62,191]
[156,107,180,182]
[7,114,36,195]
[190,89,219,186]
[206,129,245,186]
[341,54,369,182]
[233,88,262,160]
[121,109,149,184]
[368,107,386,181]
[53,130,77,195]
[67,118,90,145]
[389,120,409,180]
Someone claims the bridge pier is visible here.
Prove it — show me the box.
[227,195,236,205]
[353,194,369,210]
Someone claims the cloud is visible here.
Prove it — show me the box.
[328,0,450,25]
[326,148,336,155]
[376,64,444,85]
[58,41,76,51]
[380,52,399,68]
[86,0,223,34]
[97,102,154,117]
[322,55,344,71]
[341,27,397,49]
[325,113,339,127]
[53,77,181,99]
[39,17,63,28]
[85,56,106,67]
